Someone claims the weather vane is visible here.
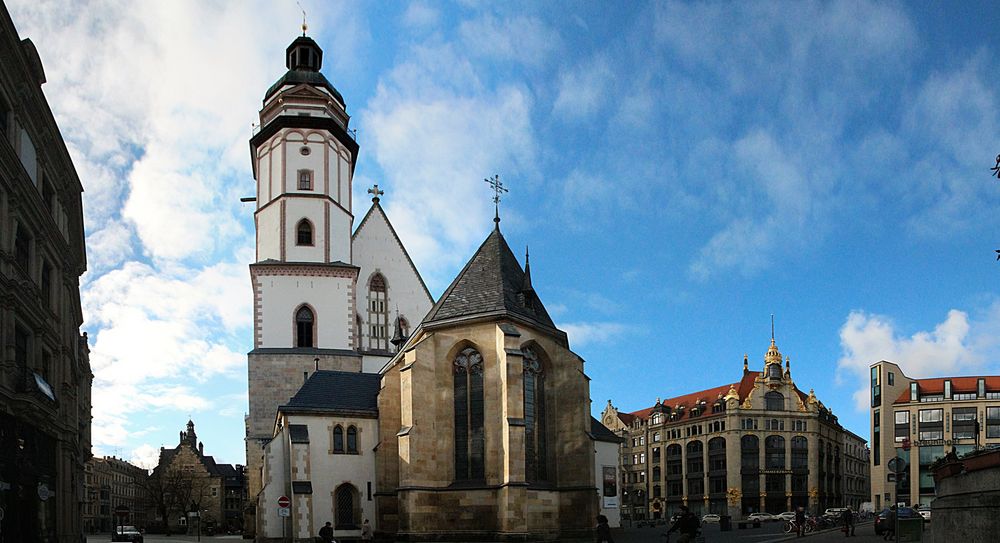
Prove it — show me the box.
[367,183,384,203]
[297,1,308,35]
[994,154,999,261]
[484,174,508,224]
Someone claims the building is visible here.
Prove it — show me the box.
[869,360,1000,510]
[149,421,246,534]
[83,456,148,533]
[603,335,870,521]
[592,417,625,528]
[244,31,433,537]
[0,4,92,542]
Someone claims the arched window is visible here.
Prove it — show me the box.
[454,347,485,481]
[347,426,358,453]
[708,437,726,471]
[686,440,704,474]
[296,219,313,246]
[333,425,344,453]
[295,306,314,348]
[791,436,808,468]
[765,391,784,411]
[523,347,547,482]
[367,274,388,351]
[334,484,359,529]
[741,435,759,469]
[765,435,785,469]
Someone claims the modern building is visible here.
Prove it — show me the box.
[0,4,92,542]
[869,360,1000,510]
[603,335,870,521]
[150,421,246,535]
[83,456,148,533]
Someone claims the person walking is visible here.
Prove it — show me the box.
[361,518,373,541]
[318,521,334,543]
[841,507,855,537]
[666,505,700,543]
[883,507,896,541]
[595,514,614,543]
[795,506,807,537]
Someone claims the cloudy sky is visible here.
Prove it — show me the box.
[8,1,1000,468]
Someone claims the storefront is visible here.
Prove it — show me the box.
[0,412,58,543]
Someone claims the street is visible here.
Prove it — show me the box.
[611,520,929,543]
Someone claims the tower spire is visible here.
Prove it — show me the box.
[522,246,533,292]
[770,313,775,345]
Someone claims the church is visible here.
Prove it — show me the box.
[245,32,607,541]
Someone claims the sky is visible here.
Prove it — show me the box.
[7,1,1000,469]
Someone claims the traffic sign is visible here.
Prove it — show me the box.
[278,507,290,517]
[277,495,290,508]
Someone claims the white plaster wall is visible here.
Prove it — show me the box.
[256,205,281,262]
[351,205,433,352]
[259,275,353,349]
[361,354,392,374]
[292,413,378,538]
[284,198,326,263]
[260,428,289,539]
[595,440,622,528]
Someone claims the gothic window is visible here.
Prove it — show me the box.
[14,222,30,272]
[333,425,344,453]
[296,219,313,246]
[523,347,547,482]
[454,347,485,481]
[347,426,358,453]
[297,169,313,190]
[334,484,358,529]
[368,274,388,351]
[295,306,315,348]
[765,391,784,411]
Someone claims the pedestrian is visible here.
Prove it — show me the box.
[361,518,373,540]
[666,505,700,543]
[841,507,855,537]
[595,514,614,543]
[795,506,806,537]
[883,507,896,541]
[318,521,334,543]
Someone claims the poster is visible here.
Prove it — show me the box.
[602,465,618,508]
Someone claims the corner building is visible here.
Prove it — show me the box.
[1,5,92,542]
[869,361,1000,510]
[603,337,869,521]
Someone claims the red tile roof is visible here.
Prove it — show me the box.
[894,375,1000,404]
[626,371,766,422]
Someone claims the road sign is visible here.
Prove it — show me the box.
[888,456,907,474]
[277,495,290,508]
[278,507,290,517]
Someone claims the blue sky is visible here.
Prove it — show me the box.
[8,1,1000,467]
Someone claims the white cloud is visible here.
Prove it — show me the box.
[552,53,613,119]
[561,322,629,348]
[130,444,160,471]
[401,1,440,30]
[458,14,561,68]
[835,308,1000,412]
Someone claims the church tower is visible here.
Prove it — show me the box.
[244,31,433,538]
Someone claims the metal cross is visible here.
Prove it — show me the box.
[484,174,508,223]
[367,183,384,203]
[992,154,1000,179]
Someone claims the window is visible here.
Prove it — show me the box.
[791,436,808,468]
[14,325,30,373]
[653,431,660,442]
[296,219,313,246]
[765,391,784,411]
[652,446,660,463]
[910,382,919,402]
[953,392,976,401]
[792,420,806,432]
[651,413,662,425]
[454,347,485,481]
[765,436,785,469]
[40,261,52,308]
[765,418,784,431]
[873,409,880,466]
[741,418,757,430]
[894,411,910,442]
[335,484,358,529]
[952,407,976,440]
[708,437,726,472]
[987,407,1000,439]
[888,372,894,386]
[333,425,344,453]
[652,466,661,480]
[522,347,547,482]
[666,445,682,476]
[297,169,313,190]
[944,380,952,399]
[918,408,943,440]
[741,435,759,470]
[347,426,358,453]
[979,379,986,398]
[368,274,388,351]
[0,94,8,139]
[295,306,315,347]
[920,395,943,402]
[14,222,30,272]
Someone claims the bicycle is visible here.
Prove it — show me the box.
[783,519,815,534]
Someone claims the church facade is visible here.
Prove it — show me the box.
[247,33,604,542]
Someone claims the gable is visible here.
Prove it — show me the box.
[352,202,434,312]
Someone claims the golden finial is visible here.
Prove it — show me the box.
[297,2,308,35]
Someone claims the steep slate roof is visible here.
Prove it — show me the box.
[280,370,380,415]
[894,375,1000,403]
[423,225,555,330]
[590,416,624,443]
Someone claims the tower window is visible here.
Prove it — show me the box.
[295,305,315,348]
[367,274,388,351]
[298,169,313,190]
[296,219,313,246]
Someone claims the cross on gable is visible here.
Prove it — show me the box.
[484,174,508,224]
[367,183,384,203]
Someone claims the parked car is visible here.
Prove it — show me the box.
[747,512,776,522]
[917,508,931,521]
[111,525,143,543]
[777,511,797,521]
[824,507,848,518]
[702,514,721,524]
[874,507,920,535]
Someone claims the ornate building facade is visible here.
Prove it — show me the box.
[0,4,92,542]
[603,336,870,520]
[869,360,1000,510]
[83,456,148,533]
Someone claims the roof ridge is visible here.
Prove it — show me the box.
[352,201,434,304]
